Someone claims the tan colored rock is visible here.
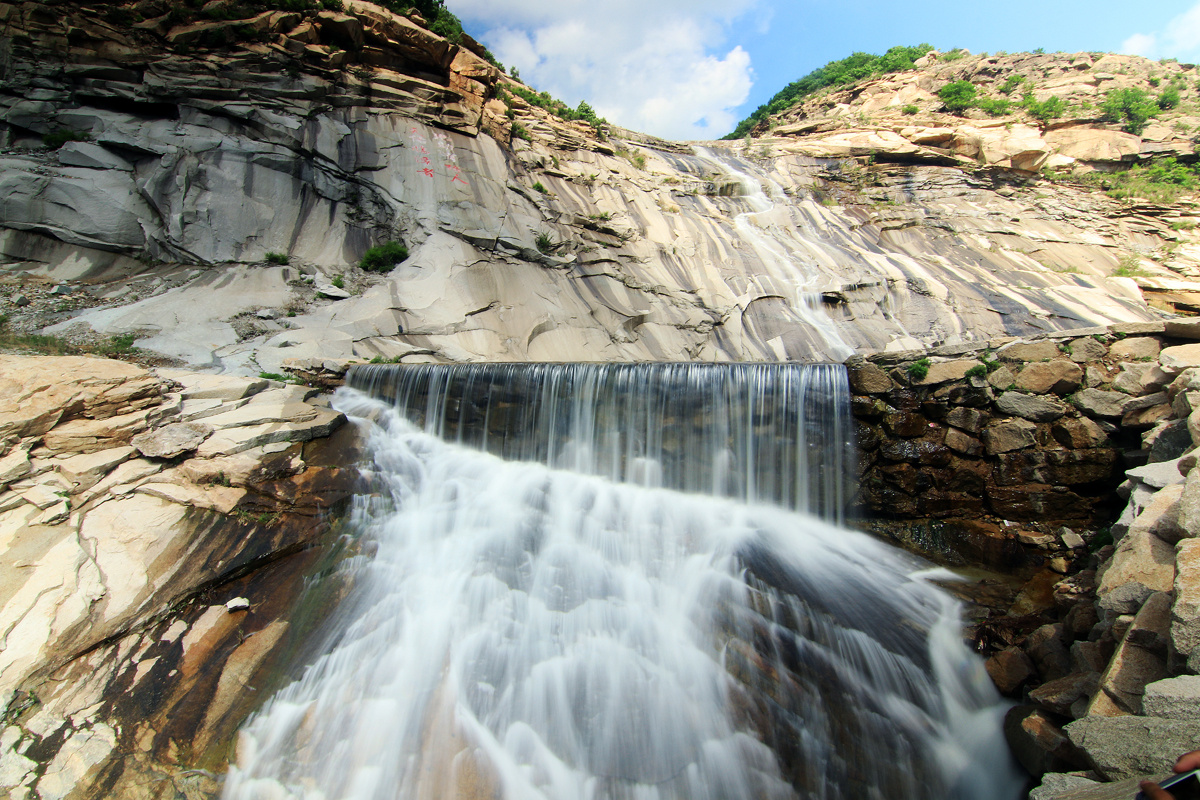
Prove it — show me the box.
[1051,416,1109,449]
[945,406,986,433]
[1044,128,1141,163]
[131,422,213,459]
[0,444,32,489]
[995,391,1067,421]
[847,364,892,394]
[1162,343,1200,372]
[135,481,247,515]
[1094,593,1171,714]
[1113,363,1172,395]
[1098,527,1176,614]
[998,340,1062,362]
[1073,388,1133,419]
[986,646,1037,695]
[988,365,1016,390]
[0,355,162,440]
[915,359,978,386]
[1172,539,1200,669]
[944,427,983,456]
[1068,337,1108,362]
[1014,360,1084,394]
[1109,336,1162,361]
[56,446,135,493]
[41,408,151,455]
[158,371,269,402]
[1166,319,1200,340]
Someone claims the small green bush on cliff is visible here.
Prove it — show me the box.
[360,241,408,272]
[905,358,931,381]
[723,44,935,139]
[938,81,977,114]
[1100,88,1159,135]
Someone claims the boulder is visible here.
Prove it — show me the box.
[1172,539,1200,669]
[1051,416,1109,449]
[1098,527,1176,614]
[1029,672,1100,716]
[1065,716,1200,781]
[1068,337,1109,362]
[986,646,1037,694]
[1044,128,1141,163]
[1109,336,1162,362]
[1005,705,1085,778]
[945,406,986,433]
[1166,319,1200,340]
[1093,593,1171,715]
[1161,343,1200,372]
[1113,363,1172,396]
[998,340,1062,362]
[995,391,1068,422]
[983,418,1038,454]
[848,364,892,394]
[131,422,214,459]
[1015,360,1084,395]
[1144,675,1200,720]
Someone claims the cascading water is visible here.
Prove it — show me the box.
[223,363,1022,800]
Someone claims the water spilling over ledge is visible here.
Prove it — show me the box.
[224,363,1022,800]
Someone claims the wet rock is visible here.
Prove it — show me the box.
[995,391,1068,422]
[882,410,927,437]
[944,428,983,456]
[1005,705,1087,778]
[132,421,214,459]
[945,406,986,433]
[983,418,1038,454]
[987,646,1037,695]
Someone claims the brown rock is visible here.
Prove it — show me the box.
[1172,539,1200,670]
[882,410,928,437]
[986,646,1037,694]
[944,427,983,456]
[1015,360,1084,395]
[988,485,1095,522]
[1109,336,1162,362]
[1098,528,1176,614]
[998,340,1062,362]
[945,406,986,433]
[914,359,979,386]
[983,418,1038,454]
[848,363,892,394]
[1030,672,1101,716]
[1005,705,1087,778]
[1026,622,1072,682]
[995,391,1068,421]
[1067,337,1108,362]
[1166,319,1200,340]
[988,365,1016,390]
[1051,416,1109,448]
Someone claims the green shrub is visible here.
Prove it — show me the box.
[1022,94,1066,122]
[1171,220,1197,231]
[42,129,91,149]
[998,75,1026,95]
[535,231,557,254]
[1100,88,1159,134]
[941,49,966,62]
[976,97,1011,116]
[938,81,977,114]
[722,43,935,139]
[964,364,988,379]
[265,251,290,265]
[320,0,343,9]
[532,181,548,194]
[331,274,345,289]
[1113,254,1149,277]
[905,358,931,381]
[901,104,919,115]
[1159,85,1181,110]
[510,122,531,142]
[359,241,408,272]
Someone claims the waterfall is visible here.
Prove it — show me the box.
[223,363,1022,800]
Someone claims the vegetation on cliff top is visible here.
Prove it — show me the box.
[722,44,935,139]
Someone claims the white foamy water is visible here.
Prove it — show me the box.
[224,364,1021,800]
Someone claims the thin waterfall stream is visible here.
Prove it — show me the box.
[224,363,1022,800]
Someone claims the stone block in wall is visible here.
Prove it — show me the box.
[1172,538,1200,669]
[913,359,979,386]
[1092,593,1171,715]
[1052,416,1109,449]
[1109,336,1163,362]
[1127,459,1187,490]
[1016,360,1085,395]
[1068,337,1109,362]
[1111,321,1166,335]
[1178,468,1200,540]
[1073,389,1135,419]
[945,406,986,433]
[1146,419,1191,463]
[882,410,927,437]
[995,391,1068,421]
[1098,527,1176,614]
[931,382,994,406]
[1122,403,1173,430]
[988,485,1095,522]
[998,340,1062,362]
[1165,319,1200,340]
[1161,343,1200,372]
[1114,363,1172,395]
[878,439,952,466]
[983,418,1038,454]
[1085,364,1111,388]
[1065,715,1200,781]
[988,365,1016,390]
[994,449,1118,487]
[848,363,892,394]
[944,427,983,456]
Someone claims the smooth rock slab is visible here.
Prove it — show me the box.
[1065,716,1200,781]
[1166,319,1200,340]
[1016,360,1084,395]
[1110,337,1162,362]
[1172,539,1200,669]
[1073,389,1133,419]
[1098,527,1175,614]
[131,422,213,459]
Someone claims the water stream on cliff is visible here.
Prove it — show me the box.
[695,149,855,363]
[223,363,1021,800]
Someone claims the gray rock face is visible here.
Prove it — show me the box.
[983,418,1038,454]
[1065,715,1200,781]
[1073,389,1134,419]
[1144,675,1200,719]
[131,422,213,459]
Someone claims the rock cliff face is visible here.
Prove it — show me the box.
[2,4,1194,371]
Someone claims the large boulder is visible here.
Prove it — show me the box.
[1065,716,1200,781]
[1015,360,1084,395]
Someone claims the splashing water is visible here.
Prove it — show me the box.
[224,364,1021,800]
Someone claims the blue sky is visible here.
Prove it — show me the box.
[451,0,1200,141]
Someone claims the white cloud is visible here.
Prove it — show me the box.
[1121,2,1200,62]
[451,0,758,140]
